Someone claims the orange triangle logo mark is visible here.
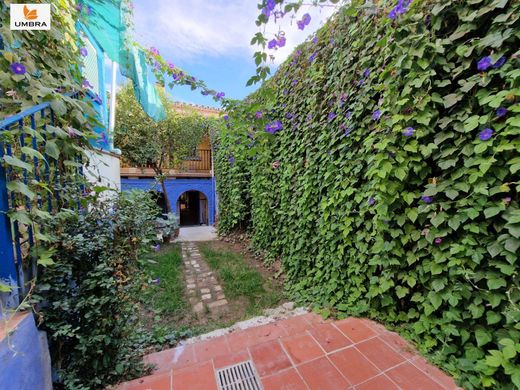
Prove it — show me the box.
[23,5,38,20]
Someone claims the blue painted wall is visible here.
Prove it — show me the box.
[121,177,217,225]
[0,313,52,390]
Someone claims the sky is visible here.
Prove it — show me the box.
[116,0,338,108]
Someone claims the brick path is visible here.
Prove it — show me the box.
[181,242,228,316]
[118,313,460,390]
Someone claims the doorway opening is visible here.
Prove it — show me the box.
[177,191,208,226]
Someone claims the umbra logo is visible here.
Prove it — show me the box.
[10,4,51,30]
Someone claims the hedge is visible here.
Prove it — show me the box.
[215,0,520,388]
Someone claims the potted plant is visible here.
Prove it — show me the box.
[155,212,180,243]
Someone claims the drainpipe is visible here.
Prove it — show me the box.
[108,60,118,144]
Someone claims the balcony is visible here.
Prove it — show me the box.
[120,148,212,178]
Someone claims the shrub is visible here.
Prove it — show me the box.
[36,190,159,389]
[216,1,520,388]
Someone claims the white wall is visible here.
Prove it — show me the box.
[84,149,121,191]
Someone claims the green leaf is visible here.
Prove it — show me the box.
[487,278,507,290]
[7,181,36,200]
[0,282,12,293]
[2,155,33,172]
[45,141,60,160]
[475,328,492,346]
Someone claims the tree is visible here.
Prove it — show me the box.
[114,83,210,212]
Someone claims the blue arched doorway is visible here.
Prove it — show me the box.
[177,190,208,226]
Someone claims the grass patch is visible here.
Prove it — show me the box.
[199,242,283,316]
[141,244,186,315]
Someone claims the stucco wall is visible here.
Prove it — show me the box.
[121,177,217,225]
[0,313,52,390]
[85,149,121,191]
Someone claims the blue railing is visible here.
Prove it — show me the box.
[0,98,87,307]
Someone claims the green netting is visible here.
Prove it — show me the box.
[82,0,166,122]
[119,46,167,121]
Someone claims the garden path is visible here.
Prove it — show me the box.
[181,242,228,315]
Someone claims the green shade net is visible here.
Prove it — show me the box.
[81,0,166,121]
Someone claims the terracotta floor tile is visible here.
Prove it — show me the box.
[261,368,308,390]
[379,332,417,359]
[193,336,231,363]
[213,350,249,369]
[309,323,352,353]
[334,318,377,343]
[277,315,313,334]
[228,323,286,353]
[411,356,461,389]
[329,347,380,386]
[144,344,196,373]
[124,372,171,390]
[357,337,405,370]
[386,362,445,390]
[281,333,324,364]
[355,374,399,390]
[302,312,333,326]
[172,360,217,390]
[360,319,387,335]
[297,357,350,390]
[249,339,292,377]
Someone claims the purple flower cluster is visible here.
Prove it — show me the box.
[363,68,370,78]
[496,107,507,118]
[479,128,493,141]
[216,92,225,100]
[82,79,93,88]
[478,56,507,71]
[297,13,311,30]
[150,47,160,56]
[265,120,283,134]
[389,0,413,19]
[10,62,26,75]
[268,35,286,50]
[308,51,317,63]
[403,127,415,137]
[421,195,433,204]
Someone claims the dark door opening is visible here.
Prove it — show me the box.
[178,191,208,226]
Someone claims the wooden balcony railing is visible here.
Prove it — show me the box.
[120,149,212,178]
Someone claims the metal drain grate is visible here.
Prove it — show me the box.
[216,360,263,390]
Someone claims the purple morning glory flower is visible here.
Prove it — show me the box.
[434,238,442,245]
[93,94,102,104]
[403,127,415,137]
[297,20,305,30]
[477,56,492,71]
[265,120,283,134]
[372,109,382,121]
[168,62,175,70]
[493,56,506,68]
[388,0,412,19]
[266,0,276,11]
[285,112,294,119]
[223,114,229,121]
[153,244,161,252]
[327,112,336,122]
[229,155,235,165]
[302,13,311,25]
[82,79,93,88]
[421,196,433,204]
[268,39,278,49]
[255,111,263,119]
[368,197,376,206]
[363,68,370,78]
[312,37,318,45]
[150,47,160,56]
[151,278,161,285]
[345,111,351,119]
[10,62,26,75]
[479,128,493,141]
[496,107,507,118]
[309,51,317,63]
[80,47,88,57]
[216,92,225,100]
[291,79,298,86]
[277,36,286,48]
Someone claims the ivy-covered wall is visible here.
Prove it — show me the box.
[216,1,520,388]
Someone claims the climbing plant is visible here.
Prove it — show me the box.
[216,0,520,388]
